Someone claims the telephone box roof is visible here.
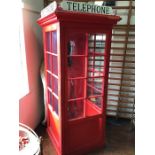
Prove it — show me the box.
[37,1,121,27]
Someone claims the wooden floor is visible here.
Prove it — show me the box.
[35,118,135,155]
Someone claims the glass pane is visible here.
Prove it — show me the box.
[88,34,106,54]
[88,61,104,69]
[52,55,58,75]
[48,90,52,106]
[89,96,102,108]
[46,53,52,71]
[94,56,104,66]
[87,84,102,96]
[88,68,104,77]
[52,31,57,53]
[45,32,50,51]
[67,32,86,56]
[53,96,58,115]
[68,57,85,78]
[53,76,58,96]
[47,72,52,89]
[87,33,106,110]
[87,78,103,97]
[68,79,85,100]
[88,56,104,77]
[67,100,84,119]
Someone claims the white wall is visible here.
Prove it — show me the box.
[19,0,44,129]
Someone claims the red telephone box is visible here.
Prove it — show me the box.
[37,1,120,155]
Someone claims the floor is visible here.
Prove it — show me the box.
[35,118,135,155]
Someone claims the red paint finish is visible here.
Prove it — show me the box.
[37,8,120,155]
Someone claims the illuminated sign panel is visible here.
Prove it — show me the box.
[41,1,113,18]
[60,1,113,14]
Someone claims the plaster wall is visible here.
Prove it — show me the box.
[19,0,44,129]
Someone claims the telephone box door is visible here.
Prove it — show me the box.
[62,28,112,154]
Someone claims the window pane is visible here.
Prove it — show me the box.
[88,55,104,77]
[88,34,106,54]
[68,79,85,100]
[53,96,58,115]
[87,34,105,109]
[67,32,86,55]
[47,53,52,71]
[89,96,102,108]
[47,72,52,89]
[68,57,85,78]
[87,33,106,110]
[88,68,104,77]
[45,32,50,51]
[48,90,52,106]
[94,56,104,67]
[52,31,57,53]
[87,77,103,97]
[67,100,84,119]
[52,55,58,75]
[53,76,58,96]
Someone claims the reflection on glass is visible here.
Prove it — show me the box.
[46,30,59,116]
[88,34,106,54]
[52,31,57,53]
[87,78,103,97]
[48,90,52,107]
[53,77,58,96]
[87,33,106,108]
[47,73,52,89]
[47,53,51,71]
[67,32,86,120]
[52,55,58,75]
[67,33,107,118]
[46,32,50,51]
[89,96,102,108]
[68,79,84,100]
[53,96,58,115]
[67,100,84,119]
